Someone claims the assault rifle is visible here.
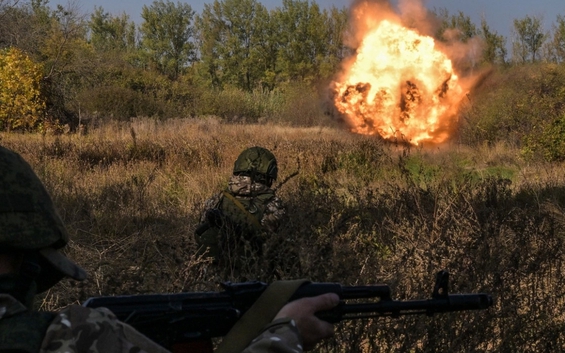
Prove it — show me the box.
[83,271,492,352]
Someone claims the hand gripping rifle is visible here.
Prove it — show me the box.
[83,270,492,352]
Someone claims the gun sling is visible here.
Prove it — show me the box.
[215,279,308,353]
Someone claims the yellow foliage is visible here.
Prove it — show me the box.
[0,47,46,131]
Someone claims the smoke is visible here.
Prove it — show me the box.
[345,0,398,49]
[344,0,485,77]
[341,0,487,100]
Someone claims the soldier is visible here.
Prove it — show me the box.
[0,145,337,352]
[195,146,286,277]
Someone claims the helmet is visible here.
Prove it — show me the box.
[0,146,86,292]
[233,147,278,185]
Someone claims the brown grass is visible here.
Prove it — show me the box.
[2,118,565,352]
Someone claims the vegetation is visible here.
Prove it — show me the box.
[2,119,565,352]
[2,0,565,351]
[0,47,45,130]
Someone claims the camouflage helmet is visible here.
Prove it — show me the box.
[233,146,278,185]
[0,145,86,292]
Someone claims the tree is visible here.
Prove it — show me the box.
[512,15,546,63]
[480,18,506,65]
[89,7,137,53]
[544,15,565,63]
[253,6,281,90]
[435,9,478,43]
[140,0,196,79]
[0,0,59,55]
[195,0,271,91]
[0,1,90,125]
[319,6,349,79]
[274,0,328,82]
[0,47,46,131]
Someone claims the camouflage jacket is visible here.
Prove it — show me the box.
[244,318,303,353]
[0,294,304,353]
[200,175,286,234]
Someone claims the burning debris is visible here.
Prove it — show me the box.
[333,1,476,145]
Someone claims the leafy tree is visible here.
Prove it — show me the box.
[480,18,507,65]
[435,9,478,43]
[543,15,565,63]
[512,15,546,63]
[319,6,348,79]
[253,6,281,90]
[89,7,137,53]
[140,0,196,79]
[0,1,88,125]
[432,9,483,71]
[195,0,271,91]
[0,47,46,131]
[0,0,56,54]
[274,0,328,82]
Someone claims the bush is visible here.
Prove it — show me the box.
[0,47,47,131]
[271,82,334,127]
[460,64,565,149]
[522,113,565,162]
[77,85,164,121]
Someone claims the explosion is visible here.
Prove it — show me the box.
[333,1,472,145]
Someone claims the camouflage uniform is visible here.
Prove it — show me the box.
[245,318,304,353]
[200,174,286,234]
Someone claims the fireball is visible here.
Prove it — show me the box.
[334,16,467,145]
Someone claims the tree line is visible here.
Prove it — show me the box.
[0,0,563,131]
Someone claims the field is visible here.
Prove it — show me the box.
[3,118,565,352]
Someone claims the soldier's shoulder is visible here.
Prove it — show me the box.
[203,191,224,208]
[42,305,170,353]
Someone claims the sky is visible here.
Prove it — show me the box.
[49,0,565,42]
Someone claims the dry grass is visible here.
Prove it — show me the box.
[2,118,565,352]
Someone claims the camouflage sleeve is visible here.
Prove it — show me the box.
[261,196,286,234]
[243,318,303,353]
[40,305,170,353]
[200,192,223,223]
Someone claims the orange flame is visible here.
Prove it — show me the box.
[333,8,467,145]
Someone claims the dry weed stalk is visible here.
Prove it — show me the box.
[2,118,565,352]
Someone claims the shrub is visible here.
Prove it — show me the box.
[522,113,565,162]
[77,85,164,121]
[0,47,47,131]
[460,64,565,149]
[271,82,333,127]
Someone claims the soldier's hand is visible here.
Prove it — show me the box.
[274,293,340,351]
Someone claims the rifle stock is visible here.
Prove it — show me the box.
[83,270,492,351]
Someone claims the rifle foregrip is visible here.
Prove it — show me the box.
[443,294,493,311]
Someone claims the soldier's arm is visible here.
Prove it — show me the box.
[261,196,286,233]
[199,192,224,223]
[243,293,339,353]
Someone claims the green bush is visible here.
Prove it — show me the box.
[78,85,164,121]
[460,64,565,149]
[271,82,333,127]
[523,113,565,161]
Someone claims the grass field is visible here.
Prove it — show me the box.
[3,118,565,352]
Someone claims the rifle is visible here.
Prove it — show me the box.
[83,270,492,352]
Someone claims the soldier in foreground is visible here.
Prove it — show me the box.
[195,146,286,278]
[0,145,337,352]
